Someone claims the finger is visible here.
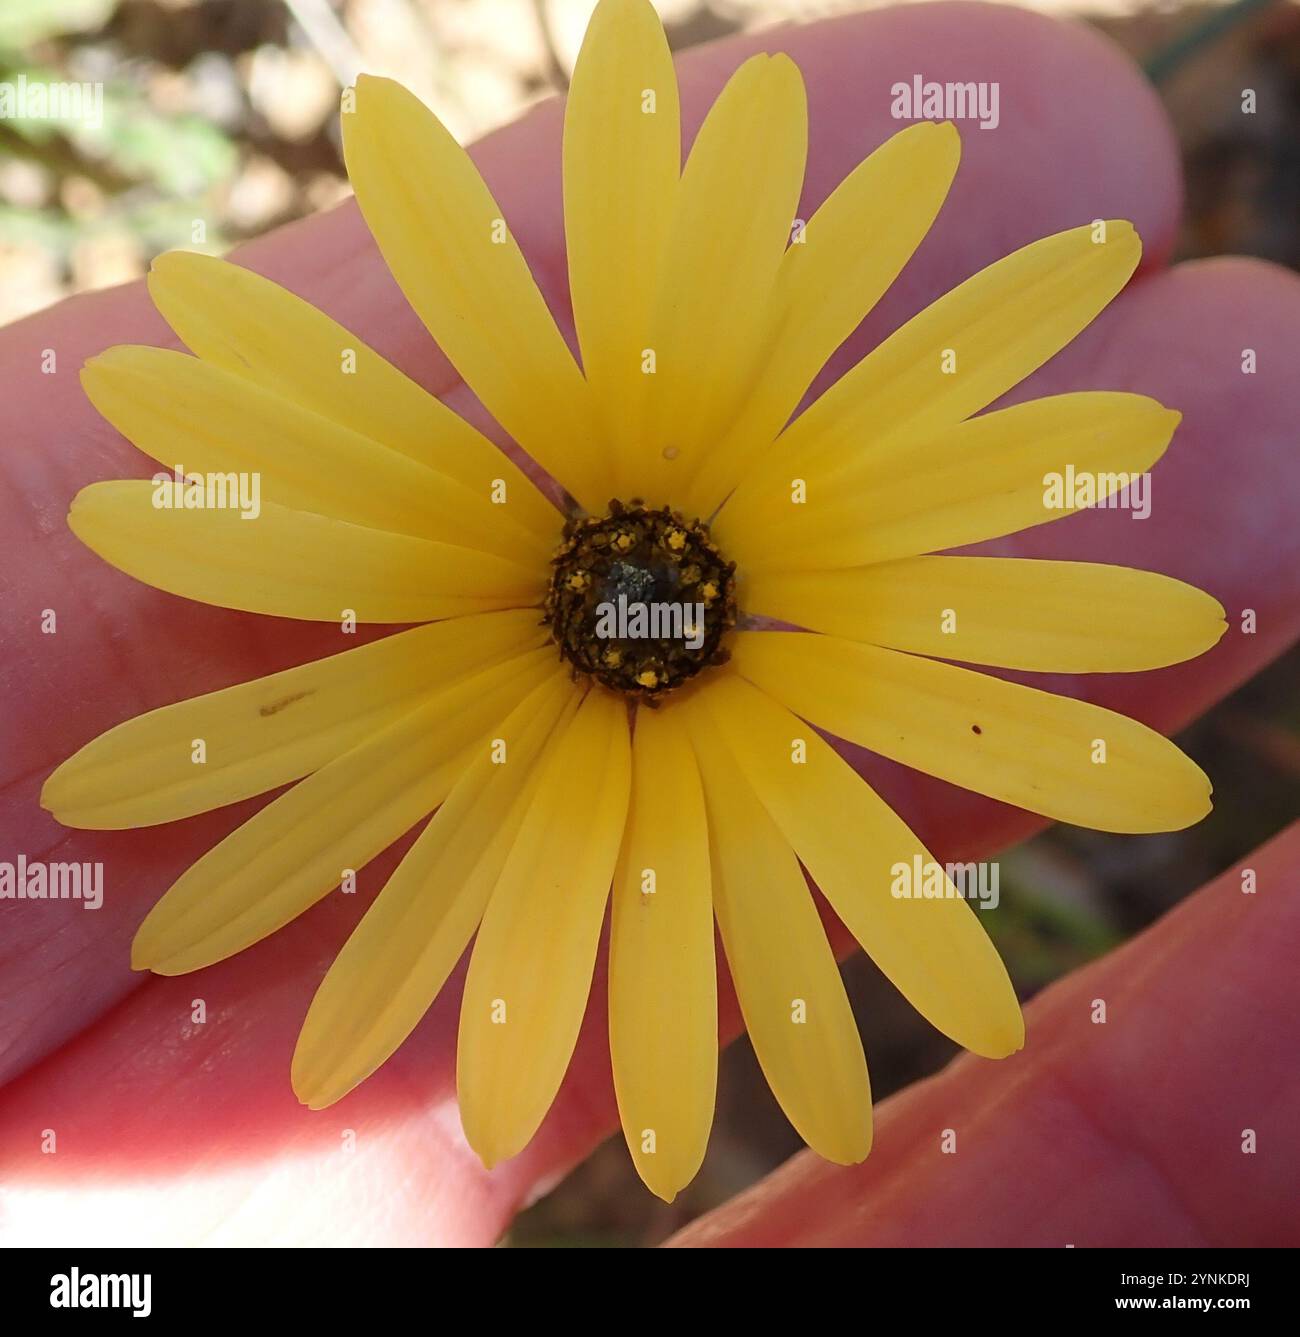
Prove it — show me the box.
[669,820,1300,1247]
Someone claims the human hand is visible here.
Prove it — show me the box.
[1,1,1297,1246]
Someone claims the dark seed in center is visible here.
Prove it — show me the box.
[543,500,737,700]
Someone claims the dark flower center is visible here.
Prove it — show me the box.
[544,500,737,700]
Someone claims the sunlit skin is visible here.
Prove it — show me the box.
[1,1,1298,1244]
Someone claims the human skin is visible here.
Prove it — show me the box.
[0,2,1298,1245]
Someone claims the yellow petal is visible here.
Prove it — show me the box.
[343,75,607,510]
[82,345,548,563]
[685,120,960,517]
[721,392,1178,570]
[609,703,716,1201]
[148,251,558,548]
[42,610,545,829]
[458,687,632,1168]
[292,672,580,1110]
[684,697,871,1164]
[132,647,552,975]
[744,557,1227,673]
[70,480,542,623]
[732,631,1213,834]
[693,675,1022,1058]
[637,53,807,504]
[564,0,679,496]
[721,221,1142,535]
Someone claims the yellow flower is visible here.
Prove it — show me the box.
[42,0,1226,1203]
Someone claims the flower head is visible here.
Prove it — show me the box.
[44,0,1225,1201]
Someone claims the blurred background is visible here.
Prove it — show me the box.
[2,0,1296,1245]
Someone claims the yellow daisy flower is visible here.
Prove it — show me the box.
[43,0,1226,1202]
